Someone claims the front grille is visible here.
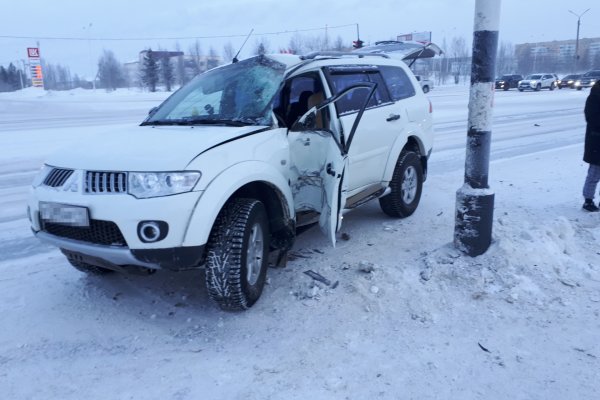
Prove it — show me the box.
[43,168,74,187]
[42,219,128,246]
[85,171,127,194]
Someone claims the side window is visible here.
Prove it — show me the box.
[326,70,390,115]
[280,73,329,128]
[380,66,416,101]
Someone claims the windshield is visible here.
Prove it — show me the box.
[526,75,542,80]
[583,71,600,77]
[144,56,286,126]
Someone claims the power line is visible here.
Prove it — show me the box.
[0,23,357,42]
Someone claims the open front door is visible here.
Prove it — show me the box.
[288,83,376,245]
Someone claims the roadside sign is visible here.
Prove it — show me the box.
[397,31,432,44]
[27,47,44,88]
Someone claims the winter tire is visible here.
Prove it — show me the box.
[518,89,524,92]
[549,84,554,91]
[422,85,430,93]
[379,151,423,218]
[535,84,541,91]
[503,87,509,91]
[205,198,270,311]
[577,87,583,91]
[65,256,114,275]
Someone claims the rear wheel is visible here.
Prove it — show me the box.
[379,151,423,218]
[205,198,270,311]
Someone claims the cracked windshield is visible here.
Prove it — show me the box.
[146,56,285,126]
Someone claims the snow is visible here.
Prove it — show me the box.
[1,85,599,399]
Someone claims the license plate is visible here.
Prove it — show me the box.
[39,202,90,227]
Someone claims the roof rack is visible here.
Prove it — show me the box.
[299,51,390,60]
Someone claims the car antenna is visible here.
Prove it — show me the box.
[233,29,254,63]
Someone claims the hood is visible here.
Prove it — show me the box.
[46,124,270,171]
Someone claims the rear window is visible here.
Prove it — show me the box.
[380,66,416,101]
[325,67,391,115]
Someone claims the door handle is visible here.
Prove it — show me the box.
[386,113,401,122]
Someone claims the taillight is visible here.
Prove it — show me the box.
[428,99,433,113]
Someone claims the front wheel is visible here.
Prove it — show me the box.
[379,151,423,218]
[549,83,555,91]
[205,198,270,311]
[535,84,541,91]
[422,85,430,93]
[518,88,524,92]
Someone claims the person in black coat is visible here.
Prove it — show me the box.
[582,81,600,211]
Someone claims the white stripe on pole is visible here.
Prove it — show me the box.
[473,0,501,32]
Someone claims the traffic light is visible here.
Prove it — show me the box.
[352,40,364,49]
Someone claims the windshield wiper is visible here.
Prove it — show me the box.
[142,117,257,127]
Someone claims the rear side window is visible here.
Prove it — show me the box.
[326,68,390,115]
[380,66,416,101]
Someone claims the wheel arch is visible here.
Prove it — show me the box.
[383,134,428,183]
[182,162,295,250]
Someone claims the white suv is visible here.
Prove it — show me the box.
[28,53,434,310]
[518,73,557,91]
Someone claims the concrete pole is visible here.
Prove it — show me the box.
[454,0,501,256]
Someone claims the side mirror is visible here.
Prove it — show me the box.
[148,107,158,116]
[291,106,318,132]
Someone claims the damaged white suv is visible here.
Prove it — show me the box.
[29,51,434,310]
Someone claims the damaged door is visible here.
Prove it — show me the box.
[288,83,376,245]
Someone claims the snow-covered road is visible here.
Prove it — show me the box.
[1,86,598,399]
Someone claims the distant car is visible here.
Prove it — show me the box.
[577,70,600,90]
[415,75,433,93]
[518,74,556,91]
[495,74,523,90]
[557,74,581,89]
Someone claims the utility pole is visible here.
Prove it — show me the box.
[454,0,501,256]
[568,8,590,70]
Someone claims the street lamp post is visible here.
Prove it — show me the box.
[568,8,590,70]
[83,22,96,90]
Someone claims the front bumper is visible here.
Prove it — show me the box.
[37,231,205,271]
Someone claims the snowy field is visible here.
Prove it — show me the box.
[1,85,599,399]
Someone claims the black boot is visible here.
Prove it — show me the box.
[583,199,600,212]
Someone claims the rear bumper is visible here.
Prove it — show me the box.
[36,231,205,271]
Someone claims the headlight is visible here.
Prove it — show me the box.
[530,80,537,85]
[31,164,53,187]
[575,81,581,86]
[128,171,201,198]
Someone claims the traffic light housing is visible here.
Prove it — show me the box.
[352,40,364,49]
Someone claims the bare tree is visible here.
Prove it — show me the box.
[175,42,187,86]
[97,50,125,91]
[222,41,235,63]
[189,40,203,76]
[449,36,470,84]
[160,56,174,92]
[254,38,271,55]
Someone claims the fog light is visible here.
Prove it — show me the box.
[137,221,168,243]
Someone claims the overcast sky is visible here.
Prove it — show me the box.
[1,0,598,77]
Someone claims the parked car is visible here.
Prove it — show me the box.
[28,52,435,310]
[495,74,523,90]
[415,75,433,93]
[518,73,557,91]
[577,70,600,90]
[557,74,581,89]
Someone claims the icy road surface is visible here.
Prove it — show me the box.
[1,86,598,399]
